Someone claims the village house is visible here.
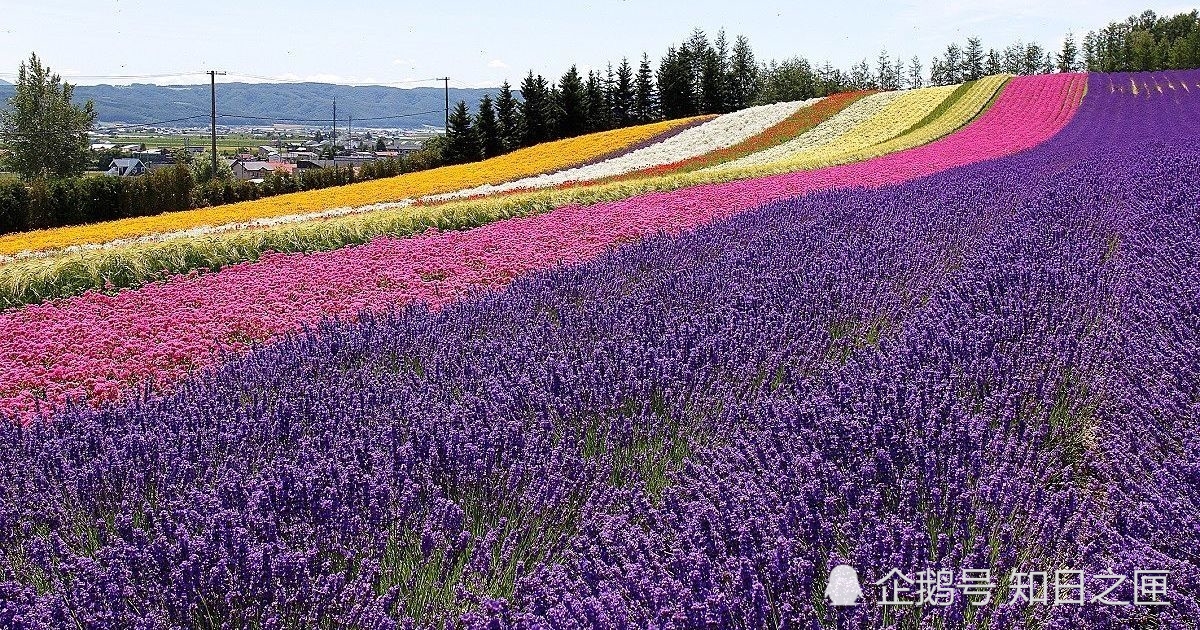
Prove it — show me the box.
[105,158,147,177]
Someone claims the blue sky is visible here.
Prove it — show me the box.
[0,0,1195,88]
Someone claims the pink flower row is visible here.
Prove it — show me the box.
[0,74,1086,423]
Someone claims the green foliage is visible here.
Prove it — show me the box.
[444,101,481,165]
[1084,9,1200,72]
[475,95,502,158]
[555,65,587,138]
[493,81,522,152]
[189,150,234,185]
[610,58,636,126]
[728,35,759,108]
[518,72,554,146]
[0,53,97,180]
[634,53,658,123]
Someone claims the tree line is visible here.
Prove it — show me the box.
[442,8,1200,164]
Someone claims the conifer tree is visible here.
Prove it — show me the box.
[611,58,635,127]
[476,94,502,159]
[519,72,552,146]
[584,70,607,133]
[495,80,522,152]
[942,43,964,84]
[699,47,725,113]
[657,46,695,118]
[876,50,895,90]
[634,53,658,123]
[444,100,480,164]
[1058,32,1079,72]
[556,65,587,138]
[907,55,924,88]
[986,49,1002,75]
[964,37,985,81]
[728,35,759,110]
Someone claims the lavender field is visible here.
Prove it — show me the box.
[1,71,1198,629]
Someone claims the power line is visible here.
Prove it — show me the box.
[0,71,208,81]
[1,115,210,139]
[216,109,443,123]
[224,73,445,86]
[99,115,211,130]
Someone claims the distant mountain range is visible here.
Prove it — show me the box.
[0,82,497,129]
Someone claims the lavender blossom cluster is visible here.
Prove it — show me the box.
[1,71,1198,629]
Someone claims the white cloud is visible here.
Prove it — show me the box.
[392,58,415,66]
[487,59,509,69]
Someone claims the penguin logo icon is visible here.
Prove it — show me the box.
[825,564,863,606]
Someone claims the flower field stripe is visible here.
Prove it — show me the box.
[589,90,876,182]
[0,79,1015,310]
[711,90,905,169]
[712,83,959,171]
[0,74,1086,423]
[423,100,816,202]
[1,71,1196,627]
[0,116,709,257]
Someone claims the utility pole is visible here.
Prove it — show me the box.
[438,77,450,132]
[207,70,226,178]
[332,99,337,153]
[348,113,352,153]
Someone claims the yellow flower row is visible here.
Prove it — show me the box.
[0,116,710,256]
[712,84,956,176]
[711,76,1009,182]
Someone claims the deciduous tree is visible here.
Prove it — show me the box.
[1,53,96,180]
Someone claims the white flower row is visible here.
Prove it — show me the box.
[713,91,904,171]
[0,200,415,264]
[713,85,960,172]
[423,99,821,203]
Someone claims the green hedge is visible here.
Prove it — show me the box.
[0,157,415,237]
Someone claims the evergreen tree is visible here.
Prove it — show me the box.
[876,50,896,90]
[929,56,946,86]
[634,53,658,122]
[942,43,964,84]
[964,37,985,81]
[546,84,563,138]
[713,30,732,112]
[907,55,924,88]
[556,65,587,138]
[699,46,725,113]
[1003,42,1025,74]
[1041,51,1057,74]
[1023,42,1046,74]
[444,100,480,164]
[584,70,609,133]
[603,64,616,128]
[1082,31,1099,71]
[728,35,759,109]
[1,53,97,179]
[685,28,711,100]
[757,57,818,104]
[893,57,906,89]
[519,72,552,146]
[816,61,844,96]
[848,59,875,90]
[611,58,635,127]
[476,94,502,159]
[1058,32,1079,72]
[657,46,695,118]
[495,80,522,152]
[986,49,1003,75]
